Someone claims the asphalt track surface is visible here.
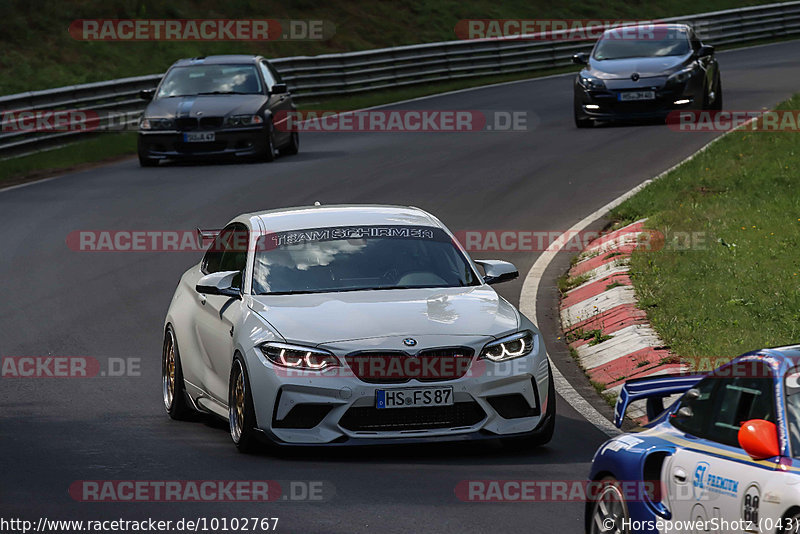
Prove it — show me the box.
[2,40,800,534]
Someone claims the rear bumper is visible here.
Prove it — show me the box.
[138,127,266,159]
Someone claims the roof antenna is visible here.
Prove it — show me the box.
[314,201,321,206]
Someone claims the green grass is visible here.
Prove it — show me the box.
[0,0,778,95]
[558,272,591,294]
[610,93,800,363]
[0,1,792,185]
[567,328,615,345]
[0,134,136,186]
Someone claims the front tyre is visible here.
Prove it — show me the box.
[779,510,800,534]
[711,75,723,110]
[162,326,192,419]
[575,104,594,128]
[137,137,158,167]
[279,131,299,156]
[229,355,260,453]
[589,477,630,534]
[257,122,276,162]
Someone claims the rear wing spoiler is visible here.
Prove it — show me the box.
[613,374,704,428]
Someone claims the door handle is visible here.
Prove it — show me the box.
[199,294,207,305]
[673,468,687,483]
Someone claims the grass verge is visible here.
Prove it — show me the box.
[610,93,800,362]
[0,0,776,95]
[0,134,136,187]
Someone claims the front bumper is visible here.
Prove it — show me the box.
[244,338,553,445]
[574,79,699,121]
[138,126,267,159]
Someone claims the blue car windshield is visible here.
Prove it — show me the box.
[593,29,691,60]
[252,225,480,295]
[786,368,800,458]
[157,65,262,97]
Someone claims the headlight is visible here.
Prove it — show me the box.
[224,114,264,127]
[666,66,696,86]
[479,331,535,362]
[578,73,606,90]
[139,118,174,130]
[259,342,339,371]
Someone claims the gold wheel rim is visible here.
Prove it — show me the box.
[162,334,175,410]
[230,362,246,442]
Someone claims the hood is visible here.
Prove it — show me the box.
[144,94,266,119]
[249,286,519,345]
[587,54,690,80]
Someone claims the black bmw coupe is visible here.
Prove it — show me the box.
[137,55,299,166]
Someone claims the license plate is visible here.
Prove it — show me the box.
[376,387,453,409]
[618,91,655,101]
[183,132,215,142]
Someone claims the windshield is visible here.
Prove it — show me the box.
[156,65,262,98]
[593,29,691,60]
[252,225,480,295]
[787,367,800,458]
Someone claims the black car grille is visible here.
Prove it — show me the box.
[199,117,224,129]
[175,141,228,153]
[344,348,474,384]
[175,117,198,131]
[175,117,224,131]
[339,401,486,432]
[273,403,333,429]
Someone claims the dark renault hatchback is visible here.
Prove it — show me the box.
[137,55,299,166]
[572,24,721,127]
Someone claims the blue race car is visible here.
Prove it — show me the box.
[586,345,800,533]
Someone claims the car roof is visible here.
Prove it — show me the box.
[233,204,443,233]
[735,344,800,372]
[170,55,263,67]
[601,23,692,36]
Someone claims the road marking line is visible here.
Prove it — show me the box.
[520,124,744,437]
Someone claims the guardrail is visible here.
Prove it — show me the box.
[2,1,800,158]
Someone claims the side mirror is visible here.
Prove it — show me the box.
[572,52,590,65]
[696,44,714,58]
[196,270,242,299]
[474,260,518,285]
[139,88,156,101]
[738,419,780,460]
[271,83,288,95]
